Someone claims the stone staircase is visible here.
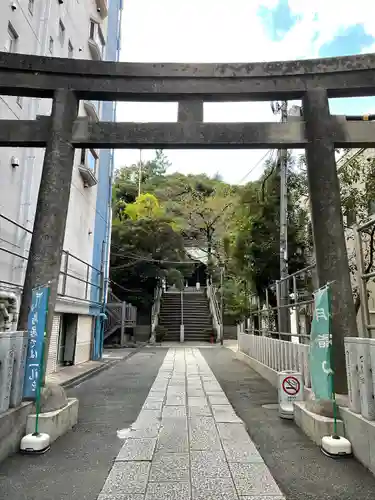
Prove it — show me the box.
[158,291,213,342]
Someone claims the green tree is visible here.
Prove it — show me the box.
[124,193,164,221]
[112,149,170,218]
[168,179,237,278]
[231,155,308,303]
[337,149,375,313]
[110,217,185,308]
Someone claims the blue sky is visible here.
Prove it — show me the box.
[115,0,375,183]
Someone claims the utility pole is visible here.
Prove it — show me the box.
[272,101,290,337]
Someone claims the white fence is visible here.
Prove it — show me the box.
[238,333,311,388]
[345,337,375,420]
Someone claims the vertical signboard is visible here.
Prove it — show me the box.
[23,286,49,400]
[309,285,333,400]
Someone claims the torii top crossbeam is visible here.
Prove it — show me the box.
[0,51,375,101]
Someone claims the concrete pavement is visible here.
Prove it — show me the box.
[202,347,375,500]
[1,345,375,500]
[0,348,167,500]
[97,347,284,500]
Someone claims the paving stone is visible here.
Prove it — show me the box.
[208,394,230,405]
[166,394,185,405]
[229,463,282,496]
[187,389,206,398]
[188,405,212,417]
[189,417,222,451]
[216,422,249,442]
[143,400,163,410]
[239,497,285,500]
[116,438,156,461]
[148,391,167,401]
[216,423,263,462]
[98,495,144,500]
[162,405,187,418]
[192,477,238,500]
[123,421,161,439]
[133,409,162,427]
[187,383,204,389]
[202,381,221,388]
[191,450,230,479]
[222,440,263,463]
[188,396,208,406]
[145,481,191,500]
[100,462,150,495]
[211,405,243,423]
[150,453,190,481]
[157,419,189,452]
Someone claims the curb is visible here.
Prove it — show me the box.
[62,343,148,389]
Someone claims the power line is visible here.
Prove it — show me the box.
[238,149,274,184]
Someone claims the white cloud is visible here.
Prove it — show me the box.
[115,0,375,183]
[288,0,375,51]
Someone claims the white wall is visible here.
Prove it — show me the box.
[74,315,93,364]
[0,0,108,311]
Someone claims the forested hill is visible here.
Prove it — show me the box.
[110,149,310,321]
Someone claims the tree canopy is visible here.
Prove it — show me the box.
[110,150,311,322]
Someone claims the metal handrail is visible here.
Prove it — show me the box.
[181,289,184,326]
[206,280,222,340]
[247,263,316,342]
[0,213,103,301]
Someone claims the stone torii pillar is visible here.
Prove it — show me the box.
[18,89,79,375]
[303,88,358,395]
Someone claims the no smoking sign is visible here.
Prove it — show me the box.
[278,371,303,419]
[282,376,300,396]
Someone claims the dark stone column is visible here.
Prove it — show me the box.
[178,101,203,122]
[303,89,358,394]
[18,89,78,376]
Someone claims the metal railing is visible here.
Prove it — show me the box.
[237,265,317,383]
[151,284,162,336]
[0,213,103,304]
[353,216,375,337]
[58,250,103,304]
[246,264,317,344]
[105,290,137,343]
[206,280,222,341]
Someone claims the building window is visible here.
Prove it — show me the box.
[59,20,65,46]
[28,0,35,14]
[89,21,96,39]
[80,148,98,174]
[89,20,105,57]
[4,24,18,53]
[68,40,73,58]
[16,96,23,108]
[49,36,54,55]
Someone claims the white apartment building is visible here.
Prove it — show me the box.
[0,0,119,372]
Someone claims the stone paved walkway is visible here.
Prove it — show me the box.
[97,347,284,500]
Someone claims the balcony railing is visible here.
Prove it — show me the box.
[0,213,103,305]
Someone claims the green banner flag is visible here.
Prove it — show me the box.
[309,285,333,400]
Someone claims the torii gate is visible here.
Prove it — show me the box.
[1,51,375,393]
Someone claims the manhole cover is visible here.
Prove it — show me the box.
[262,403,279,410]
